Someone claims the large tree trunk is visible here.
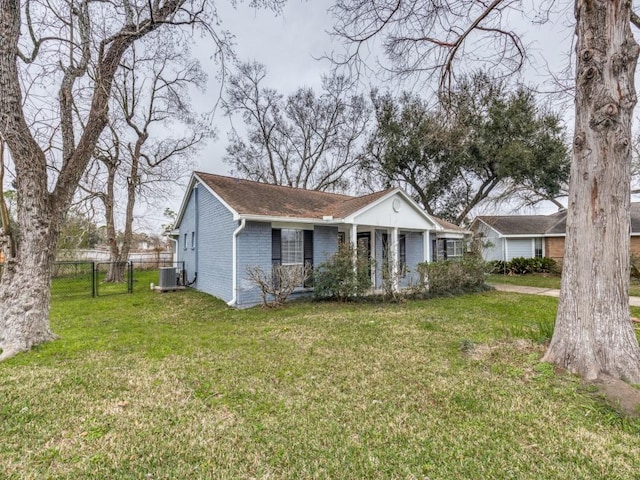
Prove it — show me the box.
[0,185,58,360]
[0,0,190,359]
[542,0,640,382]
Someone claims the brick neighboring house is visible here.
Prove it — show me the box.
[173,172,468,307]
[471,203,640,264]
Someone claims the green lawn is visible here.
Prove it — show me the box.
[488,273,640,297]
[2,276,640,479]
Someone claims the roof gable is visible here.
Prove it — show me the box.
[345,189,440,230]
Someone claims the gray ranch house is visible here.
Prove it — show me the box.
[174,172,466,307]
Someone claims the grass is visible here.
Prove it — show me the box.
[2,272,640,479]
[487,273,640,297]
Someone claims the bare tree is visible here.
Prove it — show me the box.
[84,40,210,282]
[332,0,640,382]
[0,0,276,360]
[223,61,370,192]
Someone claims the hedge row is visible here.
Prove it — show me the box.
[488,256,559,275]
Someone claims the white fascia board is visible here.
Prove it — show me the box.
[502,234,546,239]
[343,188,441,231]
[436,231,468,239]
[238,214,343,226]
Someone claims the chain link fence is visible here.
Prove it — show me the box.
[0,260,185,298]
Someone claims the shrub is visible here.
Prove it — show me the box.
[313,242,372,301]
[245,263,311,308]
[509,257,532,275]
[631,254,640,279]
[488,260,509,274]
[416,256,487,295]
[488,257,559,275]
[380,252,408,303]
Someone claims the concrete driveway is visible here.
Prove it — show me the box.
[489,283,640,307]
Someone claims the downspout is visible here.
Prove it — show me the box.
[194,184,199,283]
[227,218,247,307]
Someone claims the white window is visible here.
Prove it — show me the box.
[183,233,187,251]
[281,229,304,266]
[191,231,195,249]
[446,239,463,258]
[534,237,543,258]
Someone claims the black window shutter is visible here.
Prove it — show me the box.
[304,230,314,287]
[272,229,282,265]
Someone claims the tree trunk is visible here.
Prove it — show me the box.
[542,0,640,382]
[0,191,58,360]
[104,161,125,283]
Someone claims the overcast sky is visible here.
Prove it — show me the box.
[146,0,579,229]
[194,0,575,176]
[193,1,339,176]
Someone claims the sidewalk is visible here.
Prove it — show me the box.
[489,283,640,307]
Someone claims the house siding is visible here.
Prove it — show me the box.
[237,221,273,307]
[177,190,197,283]
[313,225,339,267]
[196,187,236,302]
[400,232,423,288]
[474,222,504,261]
[178,185,236,302]
[236,223,336,307]
[506,238,533,260]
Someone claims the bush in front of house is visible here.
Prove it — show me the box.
[246,263,311,308]
[313,242,372,301]
[488,257,559,275]
[416,256,487,295]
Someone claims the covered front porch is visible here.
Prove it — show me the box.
[338,225,432,290]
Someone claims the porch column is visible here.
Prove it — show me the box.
[391,227,399,292]
[423,230,431,263]
[350,224,358,272]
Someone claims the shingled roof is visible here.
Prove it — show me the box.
[195,172,394,220]
[477,204,640,235]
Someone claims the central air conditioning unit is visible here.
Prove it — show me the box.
[159,267,178,288]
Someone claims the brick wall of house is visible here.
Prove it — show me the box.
[630,237,640,258]
[177,189,197,283]
[237,221,273,307]
[545,237,565,264]
[178,184,237,302]
[544,236,640,266]
[313,225,339,267]
[195,186,237,303]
